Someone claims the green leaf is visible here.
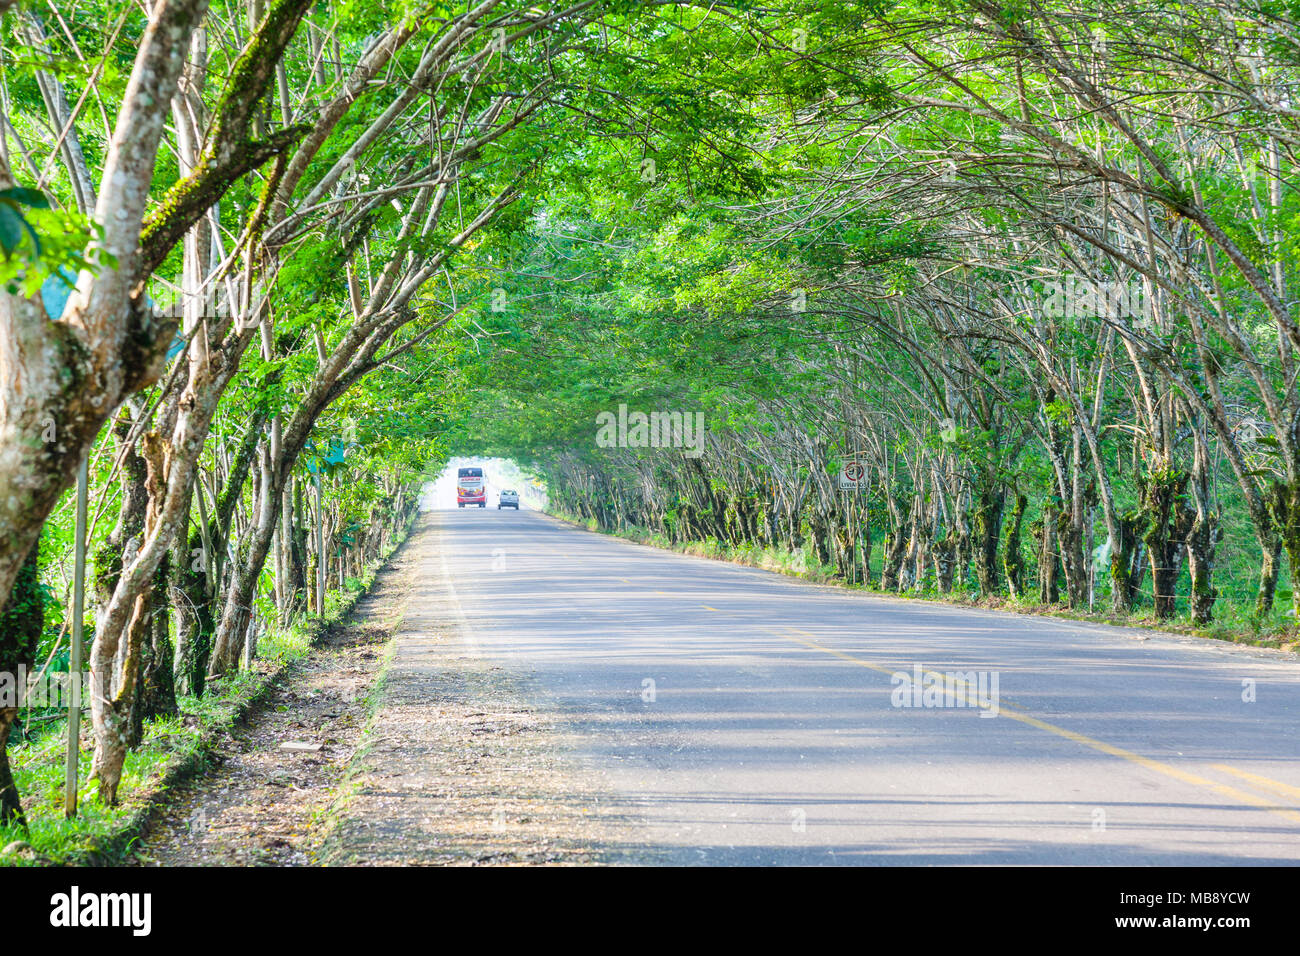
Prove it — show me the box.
[0,205,23,256]
[0,187,51,209]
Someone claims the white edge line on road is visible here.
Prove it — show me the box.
[436,514,479,653]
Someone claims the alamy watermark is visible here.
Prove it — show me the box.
[1042,274,1151,324]
[890,664,1000,717]
[50,887,151,936]
[0,667,102,709]
[596,404,706,458]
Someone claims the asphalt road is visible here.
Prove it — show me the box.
[431,506,1300,865]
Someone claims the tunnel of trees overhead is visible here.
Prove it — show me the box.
[1,0,1298,831]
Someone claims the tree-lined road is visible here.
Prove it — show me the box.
[432,507,1300,865]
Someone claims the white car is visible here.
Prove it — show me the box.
[498,489,520,509]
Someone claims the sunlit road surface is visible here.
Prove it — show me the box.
[431,507,1300,865]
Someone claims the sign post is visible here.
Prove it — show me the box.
[64,455,88,818]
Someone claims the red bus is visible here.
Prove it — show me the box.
[457,466,486,507]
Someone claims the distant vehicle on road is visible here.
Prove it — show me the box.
[498,489,519,510]
[457,467,486,507]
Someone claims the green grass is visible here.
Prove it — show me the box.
[0,514,419,866]
[0,621,317,865]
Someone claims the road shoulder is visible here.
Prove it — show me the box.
[320,512,620,865]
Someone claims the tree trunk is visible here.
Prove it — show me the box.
[881,526,907,591]
[1186,513,1220,626]
[972,484,1004,596]
[1035,500,1060,604]
[1142,467,1189,619]
[0,0,202,613]
[138,552,178,722]
[1257,538,1283,618]
[0,543,43,825]
[1108,511,1142,613]
[1272,478,1300,623]
[1057,507,1087,607]
[171,525,213,698]
[1002,493,1027,599]
[932,529,956,593]
[89,410,148,802]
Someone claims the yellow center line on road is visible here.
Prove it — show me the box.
[775,627,1300,825]
[775,628,1025,713]
[1211,765,1300,802]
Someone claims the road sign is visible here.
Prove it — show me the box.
[839,460,866,490]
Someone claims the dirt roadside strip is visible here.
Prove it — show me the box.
[319,514,622,866]
[132,556,404,865]
[136,511,624,866]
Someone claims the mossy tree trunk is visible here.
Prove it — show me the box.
[137,552,178,725]
[1056,507,1087,608]
[1107,511,1143,613]
[881,526,908,592]
[172,525,213,699]
[1186,513,1221,626]
[972,484,1004,597]
[1257,538,1283,618]
[1032,508,1060,604]
[1270,479,1300,623]
[0,543,42,826]
[932,527,957,593]
[1141,466,1190,619]
[1185,431,1220,625]
[1002,493,1027,600]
